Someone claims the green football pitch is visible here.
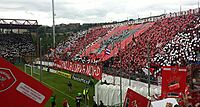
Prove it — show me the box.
[15,64,98,107]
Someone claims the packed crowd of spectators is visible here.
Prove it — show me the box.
[48,30,88,60]
[50,9,200,84]
[55,31,88,55]
[52,27,111,62]
[0,33,35,58]
[70,28,110,58]
[106,13,199,82]
[154,16,200,66]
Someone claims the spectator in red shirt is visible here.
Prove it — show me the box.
[62,98,69,107]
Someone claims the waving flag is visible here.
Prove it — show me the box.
[124,88,150,107]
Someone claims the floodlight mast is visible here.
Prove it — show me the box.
[52,0,56,48]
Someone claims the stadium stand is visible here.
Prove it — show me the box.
[52,27,111,62]
[0,33,35,59]
[154,16,200,66]
[51,8,200,85]
[108,14,198,80]
[45,9,200,106]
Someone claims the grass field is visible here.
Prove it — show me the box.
[15,64,98,107]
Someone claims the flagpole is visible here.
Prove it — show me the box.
[198,1,199,13]
[164,9,166,14]
[150,12,152,21]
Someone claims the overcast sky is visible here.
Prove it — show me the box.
[0,0,199,26]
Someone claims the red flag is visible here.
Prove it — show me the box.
[161,66,187,98]
[123,88,150,107]
[0,57,52,107]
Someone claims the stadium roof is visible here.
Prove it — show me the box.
[0,18,41,29]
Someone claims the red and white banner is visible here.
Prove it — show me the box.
[0,57,52,107]
[161,66,187,98]
[123,88,150,107]
[54,60,102,80]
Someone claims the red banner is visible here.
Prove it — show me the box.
[161,66,187,98]
[0,57,52,107]
[123,88,150,107]
[54,60,102,80]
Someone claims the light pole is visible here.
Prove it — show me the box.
[31,52,33,76]
[120,68,122,107]
[48,46,50,68]
[180,0,182,13]
[128,44,131,86]
[52,0,56,48]
[40,38,42,82]
[118,41,122,107]
[147,40,151,97]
